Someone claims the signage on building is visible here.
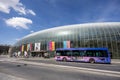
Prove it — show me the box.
[63,41,70,48]
[48,41,55,51]
[34,43,41,51]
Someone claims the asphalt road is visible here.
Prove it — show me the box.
[24,58,120,72]
[0,61,120,80]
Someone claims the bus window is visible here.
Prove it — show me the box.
[95,50,108,57]
[72,50,79,56]
[56,51,63,56]
[96,51,99,57]
[64,50,72,56]
[85,50,95,57]
[79,51,86,56]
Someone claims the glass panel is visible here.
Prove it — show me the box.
[72,50,80,56]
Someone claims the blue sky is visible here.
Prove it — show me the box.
[0,0,120,45]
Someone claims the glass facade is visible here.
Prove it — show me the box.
[14,22,120,59]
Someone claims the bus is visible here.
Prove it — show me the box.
[55,48,111,64]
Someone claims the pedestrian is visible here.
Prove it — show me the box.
[14,52,17,57]
[18,51,21,57]
[24,51,28,58]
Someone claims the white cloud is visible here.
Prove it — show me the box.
[15,38,20,41]
[5,17,32,29]
[0,0,18,13]
[30,30,34,33]
[27,10,36,16]
[0,0,36,16]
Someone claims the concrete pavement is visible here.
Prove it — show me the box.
[1,57,119,78]
[0,62,119,80]
[0,56,120,80]
[0,72,26,80]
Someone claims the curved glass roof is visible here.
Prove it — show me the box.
[15,22,120,46]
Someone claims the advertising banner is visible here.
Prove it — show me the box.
[21,45,24,52]
[30,43,32,51]
[63,41,70,48]
[48,41,55,51]
[47,42,49,50]
[49,41,52,51]
[67,41,70,48]
[63,41,67,48]
[34,43,41,51]
[27,43,32,51]
[52,41,55,51]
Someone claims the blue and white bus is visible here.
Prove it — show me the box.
[55,48,111,64]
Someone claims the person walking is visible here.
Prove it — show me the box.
[18,51,21,58]
[24,51,28,58]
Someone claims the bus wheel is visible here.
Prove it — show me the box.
[62,58,67,62]
[89,58,95,63]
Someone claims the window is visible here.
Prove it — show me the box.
[85,50,95,57]
[80,50,108,57]
[64,50,72,56]
[56,51,63,56]
[56,50,72,56]
[95,50,108,57]
[72,50,80,56]
[79,50,86,56]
